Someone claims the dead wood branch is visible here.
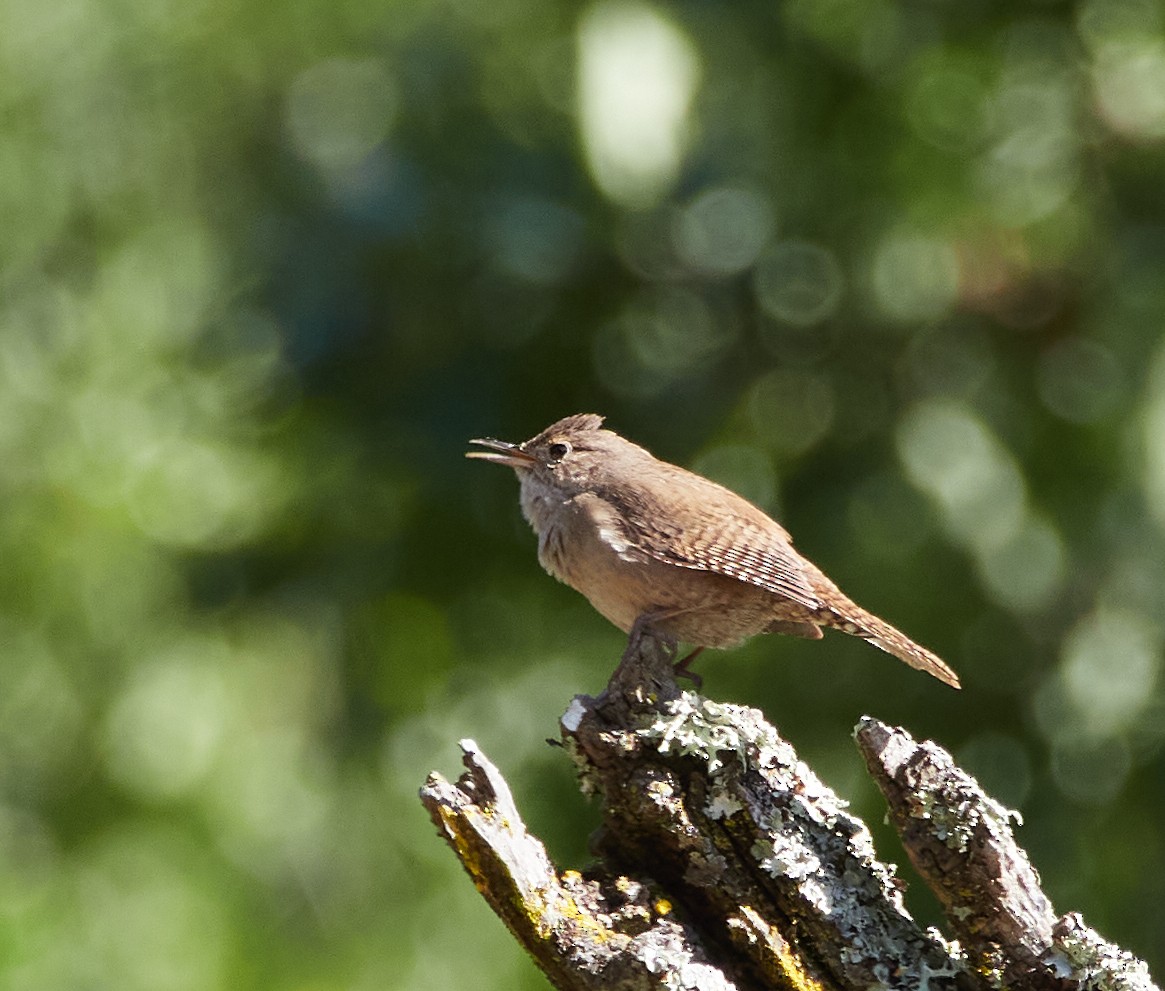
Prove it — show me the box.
[420,639,1158,991]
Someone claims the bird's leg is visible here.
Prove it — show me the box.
[620,612,676,666]
[623,607,706,689]
[604,615,684,702]
[609,611,684,695]
[672,647,705,689]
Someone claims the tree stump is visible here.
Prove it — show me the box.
[420,638,1158,991]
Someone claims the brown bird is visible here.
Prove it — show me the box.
[467,413,959,689]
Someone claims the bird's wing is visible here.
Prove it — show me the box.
[604,471,823,611]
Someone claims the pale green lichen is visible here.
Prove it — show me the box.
[560,730,601,797]
[640,694,805,785]
[1048,913,1158,991]
[751,834,822,882]
[798,877,834,915]
[645,775,678,806]
[918,796,976,853]
[637,928,738,990]
[630,697,969,986]
[644,694,757,773]
[907,766,1023,854]
[916,950,967,990]
[925,928,966,965]
[705,791,743,820]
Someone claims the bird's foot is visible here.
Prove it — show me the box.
[609,614,680,694]
[672,647,705,690]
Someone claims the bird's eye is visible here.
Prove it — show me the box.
[547,441,571,462]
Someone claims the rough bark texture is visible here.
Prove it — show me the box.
[855,719,1158,991]
[419,638,1159,991]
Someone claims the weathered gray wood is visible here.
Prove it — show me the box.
[420,637,1159,991]
[856,718,1158,991]
[421,738,740,990]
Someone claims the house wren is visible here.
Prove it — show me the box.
[467,413,959,689]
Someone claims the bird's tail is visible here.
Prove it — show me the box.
[822,602,961,689]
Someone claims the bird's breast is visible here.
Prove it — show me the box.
[525,493,649,631]
[536,522,571,583]
[534,500,637,585]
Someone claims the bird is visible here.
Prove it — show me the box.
[467,413,959,689]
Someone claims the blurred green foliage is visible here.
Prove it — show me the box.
[2,0,1164,985]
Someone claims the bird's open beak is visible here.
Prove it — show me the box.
[466,437,539,468]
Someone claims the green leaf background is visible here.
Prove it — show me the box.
[2,0,1164,985]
